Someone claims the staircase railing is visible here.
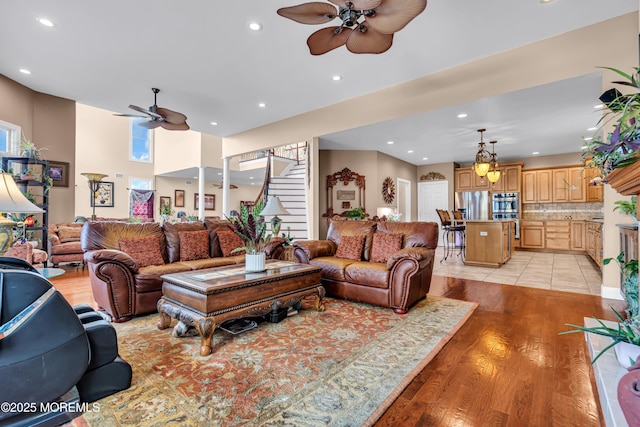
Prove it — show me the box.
[239,142,307,165]
[253,149,273,206]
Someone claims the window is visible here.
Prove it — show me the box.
[0,120,21,156]
[130,118,153,162]
[130,177,152,190]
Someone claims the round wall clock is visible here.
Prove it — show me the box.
[382,177,395,204]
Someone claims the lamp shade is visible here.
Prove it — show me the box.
[474,162,490,177]
[487,170,501,183]
[0,172,44,213]
[81,173,108,184]
[260,196,290,216]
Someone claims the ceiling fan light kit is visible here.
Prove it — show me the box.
[116,88,190,131]
[277,0,427,55]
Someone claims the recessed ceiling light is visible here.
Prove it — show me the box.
[581,145,588,150]
[532,151,540,155]
[249,22,262,31]
[193,176,198,179]
[583,137,593,141]
[217,172,222,175]
[422,157,428,160]
[36,17,55,27]
[539,0,554,3]
[408,150,414,153]
[258,102,266,108]
[19,68,31,75]
[387,141,394,145]
[457,113,468,118]
[594,104,604,109]
[332,75,342,81]
[587,127,597,131]
[249,177,254,180]
[210,121,218,126]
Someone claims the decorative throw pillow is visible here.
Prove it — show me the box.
[218,230,246,257]
[335,235,366,261]
[57,226,82,243]
[178,230,210,261]
[118,236,165,267]
[370,233,404,263]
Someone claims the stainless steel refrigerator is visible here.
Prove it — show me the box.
[454,191,490,220]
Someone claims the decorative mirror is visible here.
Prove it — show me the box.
[325,167,366,218]
[382,177,395,204]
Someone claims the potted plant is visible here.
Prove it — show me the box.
[345,207,367,220]
[582,67,640,180]
[614,196,638,225]
[160,202,173,223]
[20,133,47,160]
[226,198,271,272]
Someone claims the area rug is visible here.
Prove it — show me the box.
[76,296,477,427]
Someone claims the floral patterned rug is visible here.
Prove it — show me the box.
[74,296,476,427]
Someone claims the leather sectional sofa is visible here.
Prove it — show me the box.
[81,220,284,322]
[292,220,438,314]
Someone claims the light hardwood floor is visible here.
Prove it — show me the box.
[50,261,624,426]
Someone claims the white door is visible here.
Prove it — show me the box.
[418,181,448,246]
[397,178,411,221]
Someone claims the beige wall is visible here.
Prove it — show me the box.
[318,150,417,238]
[0,74,76,224]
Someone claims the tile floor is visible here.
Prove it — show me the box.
[433,246,603,295]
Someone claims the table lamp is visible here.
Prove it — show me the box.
[81,173,108,220]
[0,171,44,254]
[259,196,290,236]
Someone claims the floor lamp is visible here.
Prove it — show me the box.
[81,173,108,220]
[0,172,44,254]
[260,196,290,236]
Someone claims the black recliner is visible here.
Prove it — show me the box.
[0,266,132,426]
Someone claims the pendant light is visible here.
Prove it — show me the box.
[486,140,501,183]
[473,129,491,177]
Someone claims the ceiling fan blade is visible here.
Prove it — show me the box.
[138,120,162,129]
[129,104,163,119]
[277,3,338,25]
[346,26,393,54]
[113,113,147,118]
[307,26,352,55]
[328,0,382,9]
[160,121,190,131]
[364,0,427,34]
[156,107,188,125]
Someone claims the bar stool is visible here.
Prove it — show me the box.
[436,209,465,262]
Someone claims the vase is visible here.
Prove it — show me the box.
[615,341,640,369]
[245,252,266,272]
[618,356,640,427]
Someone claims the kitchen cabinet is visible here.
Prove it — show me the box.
[464,220,513,267]
[545,220,571,250]
[1,157,49,250]
[552,169,569,202]
[454,167,496,192]
[522,170,552,204]
[488,164,522,193]
[570,220,586,251]
[568,167,586,202]
[521,220,545,248]
[586,221,603,268]
[584,166,604,202]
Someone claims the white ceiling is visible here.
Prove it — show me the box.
[1,0,637,174]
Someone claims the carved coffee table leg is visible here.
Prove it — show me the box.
[157,299,172,330]
[194,317,216,356]
[314,286,326,312]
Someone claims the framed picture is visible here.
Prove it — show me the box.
[174,189,185,207]
[194,193,215,210]
[48,160,69,187]
[342,201,351,209]
[90,181,114,207]
[160,196,171,207]
[337,190,355,200]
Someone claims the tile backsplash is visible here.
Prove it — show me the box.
[521,202,604,220]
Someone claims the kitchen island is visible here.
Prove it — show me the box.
[464,220,514,268]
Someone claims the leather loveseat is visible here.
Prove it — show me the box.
[81,220,284,322]
[48,222,85,267]
[292,220,438,314]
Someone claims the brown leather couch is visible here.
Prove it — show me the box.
[292,220,438,314]
[48,222,85,267]
[81,220,284,322]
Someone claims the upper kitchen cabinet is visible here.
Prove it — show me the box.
[523,169,552,204]
[584,166,604,202]
[488,164,522,193]
[454,168,489,192]
[523,166,600,204]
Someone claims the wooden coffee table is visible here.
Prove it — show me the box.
[157,260,325,356]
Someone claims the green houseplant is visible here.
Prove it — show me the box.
[582,67,640,179]
[345,207,366,220]
[226,198,271,271]
[614,196,637,224]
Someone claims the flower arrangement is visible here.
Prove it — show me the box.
[582,67,640,179]
[226,198,271,254]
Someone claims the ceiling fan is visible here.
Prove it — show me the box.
[117,88,189,131]
[277,0,427,55]
[215,180,238,189]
